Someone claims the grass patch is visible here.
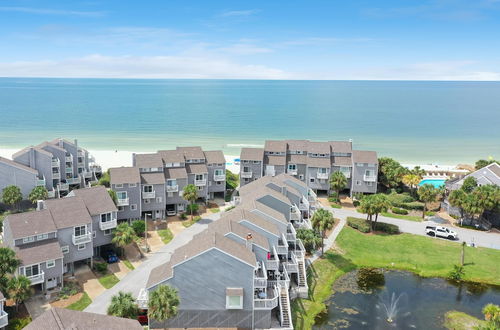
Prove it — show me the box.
[443,310,485,330]
[98,273,120,289]
[210,208,220,213]
[336,226,500,285]
[67,292,92,311]
[158,228,174,244]
[123,259,135,270]
[6,317,32,330]
[182,216,202,228]
[329,203,341,209]
[381,212,422,222]
[291,253,356,330]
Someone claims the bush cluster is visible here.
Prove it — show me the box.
[186,203,199,214]
[391,207,409,215]
[347,217,371,233]
[93,262,108,274]
[373,222,400,234]
[391,200,425,211]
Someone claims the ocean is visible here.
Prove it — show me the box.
[0,78,499,164]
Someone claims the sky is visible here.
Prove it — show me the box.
[1,0,500,80]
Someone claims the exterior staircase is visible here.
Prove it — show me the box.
[296,257,308,298]
[279,285,293,329]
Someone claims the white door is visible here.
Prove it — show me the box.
[47,277,57,289]
[266,165,275,176]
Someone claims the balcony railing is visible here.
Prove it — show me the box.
[91,165,102,173]
[290,204,301,221]
[317,172,329,179]
[166,185,178,192]
[194,179,207,186]
[285,254,299,273]
[254,277,267,288]
[83,171,93,179]
[52,171,61,180]
[65,167,73,174]
[0,310,8,328]
[67,177,80,185]
[36,176,45,187]
[214,174,225,181]
[58,183,69,191]
[65,155,73,162]
[241,171,252,178]
[363,174,377,182]
[27,271,45,285]
[78,150,84,157]
[265,169,275,177]
[137,288,148,309]
[142,191,155,199]
[286,224,297,242]
[265,247,279,270]
[51,158,60,167]
[117,198,129,206]
[72,232,92,245]
[48,189,56,198]
[100,219,117,231]
[254,286,279,309]
[287,168,298,175]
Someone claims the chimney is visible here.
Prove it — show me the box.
[74,139,78,148]
[29,147,35,168]
[132,153,136,166]
[36,200,46,211]
[246,233,253,250]
[58,138,64,148]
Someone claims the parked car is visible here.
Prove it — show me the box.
[103,250,119,263]
[425,225,458,240]
[137,309,148,326]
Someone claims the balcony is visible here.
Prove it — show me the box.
[72,232,92,245]
[166,185,178,193]
[143,191,155,199]
[47,189,56,198]
[65,167,73,174]
[27,271,45,285]
[265,247,279,270]
[214,174,225,182]
[286,224,297,242]
[317,172,329,179]
[299,197,310,211]
[241,171,252,178]
[52,171,61,180]
[117,198,129,206]
[58,183,69,191]
[265,169,275,177]
[364,174,377,182]
[36,176,45,187]
[65,155,73,162]
[290,204,301,221]
[254,286,279,310]
[67,177,80,185]
[91,165,102,174]
[194,179,207,186]
[83,171,93,179]
[100,219,117,231]
[0,310,8,328]
[51,158,60,167]
[78,149,84,157]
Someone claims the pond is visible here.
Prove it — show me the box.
[313,269,500,329]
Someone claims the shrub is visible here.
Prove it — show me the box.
[353,200,360,207]
[327,197,337,203]
[179,213,188,220]
[387,193,415,204]
[347,217,371,233]
[392,207,408,215]
[94,262,108,274]
[186,203,199,214]
[296,228,322,253]
[225,205,236,212]
[330,203,341,209]
[448,265,465,281]
[391,201,425,211]
[225,194,232,202]
[58,282,79,299]
[373,222,400,234]
[131,220,145,236]
[425,211,436,216]
[7,317,32,330]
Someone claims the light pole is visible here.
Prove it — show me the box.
[144,213,152,252]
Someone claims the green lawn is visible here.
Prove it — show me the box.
[329,203,341,209]
[210,208,220,213]
[123,259,135,270]
[381,212,422,222]
[182,216,202,228]
[98,273,120,289]
[336,226,500,285]
[443,311,485,330]
[158,228,174,244]
[67,292,92,311]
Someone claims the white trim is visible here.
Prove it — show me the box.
[46,259,56,268]
[226,294,243,309]
[61,245,69,254]
[77,244,86,251]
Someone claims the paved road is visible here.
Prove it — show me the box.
[330,208,500,250]
[84,212,221,314]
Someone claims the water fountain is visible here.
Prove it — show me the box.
[380,292,406,323]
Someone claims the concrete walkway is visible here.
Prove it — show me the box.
[84,212,222,314]
[308,217,346,264]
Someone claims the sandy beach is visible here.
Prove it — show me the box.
[0,148,241,174]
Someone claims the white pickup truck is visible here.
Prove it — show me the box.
[425,226,458,240]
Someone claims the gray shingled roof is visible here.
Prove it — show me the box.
[353,150,378,164]
[235,209,280,236]
[207,215,269,251]
[134,153,164,168]
[186,163,208,174]
[264,140,287,152]
[109,167,141,185]
[146,230,256,289]
[332,156,353,166]
[158,149,185,163]
[307,156,331,168]
[12,145,53,160]
[204,150,226,164]
[71,186,117,216]
[24,307,143,330]
[285,140,309,151]
[0,156,39,174]
[287,154,307,164]
[307,141,331,154]
[177,146,205,159]
[15,240,63,266]
[45,197,92,228]
[264,155,286,166]
[240,147,264,161]
[329,141,353,153]
[141,173,166,185]
[487,163,500,178]
[6,209,57,239]
[165,167,188,179]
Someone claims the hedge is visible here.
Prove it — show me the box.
[373,222,400,234]
[387,193,415,204]
[391,201,424,211]
[391,207,409,215]
[347,217,400,234]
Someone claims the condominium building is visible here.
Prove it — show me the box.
[142,174,316,329]
[0,138,101,200]
[110,146,226,221]
[2,186,117,292]
[240,140,378,195]
[0,291,7,329]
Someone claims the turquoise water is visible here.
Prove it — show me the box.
[0,78,499,163]
[419,179,446,187]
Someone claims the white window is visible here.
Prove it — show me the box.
[156,197,162,203]
[78,244,86,251]
[115,184,123,188]
[356,180,362,185]
[37,233,48,241]
[356,163,364,167]
[46,260,55,268]
[118,206,124,212]
[24,264,40,277]
[367,182,374,187]
[226,288,243,309]
[129,183,137,187]
[288,164,297,171]
[74,225,87,237]
[214,169,224,176]
[367,163,375,168]
[143,185,153,193]
[22,236,35,244]
[104,229,112,236]
[365,169,375,177]
[92,231,96,238]
[101,213,113,223]
[144,199,150,204]
[131,204,137,210]
[310,178,315,183]
[117,191,127,200]
[253,161,260,164]
[61,245,69,254]
[299,174,304,180]
[318,168,328,174]
[195,174,204,181]
[197,186,203,191]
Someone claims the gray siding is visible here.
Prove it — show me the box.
[58,226,93,265]
[351,163,378,194]
[114,183,141,221]
[141,183,165,219]
[0,161,37,198]
[240,160,263,187]
[208,165,225,195]
[306,166,330,191]
[91,214,114,248]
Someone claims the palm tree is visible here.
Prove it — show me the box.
[112,223,137,256]
[329,171,347,202]
[311,208,335,256]
[465,185,500,226]
[2,185,23,211]
[402,174,421,197]
[107,291,139,319]
[449,189,467,222]
[28,186,48,204]
[182,184,198,220]
[417,184,439,220]
[358,194,377,224]
[148,285,180,326]
[0,247,20,293]
[8,276,32,311]
[371,194,390,229]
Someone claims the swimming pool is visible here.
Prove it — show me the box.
[419,179,445,188]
